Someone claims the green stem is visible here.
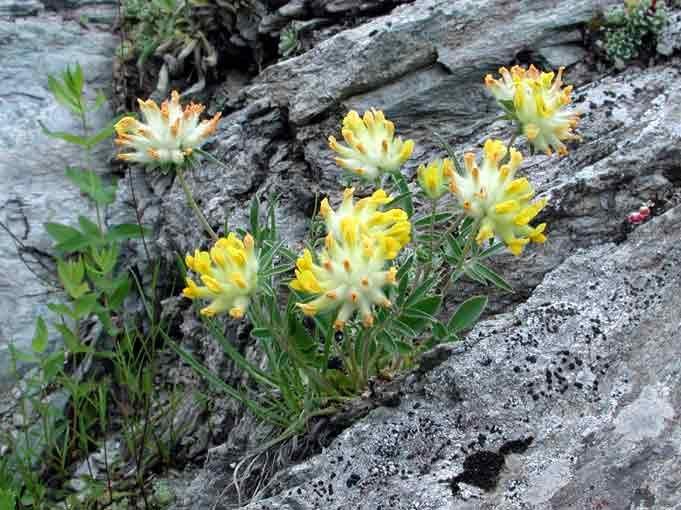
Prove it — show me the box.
[176,169,218,241]
[429,198,437,263]
[440,219,480,300]
[79,111,104,233]
[360,328,372,386]
[501,131,519,164]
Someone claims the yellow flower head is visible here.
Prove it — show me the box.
[290,239,399,331]
[484,65,581,156]
[417,158,454,200]
[319,188,411,260]
[450,139,548,256]
[115,90,222,166]
[328,109,415,179]
[182,232,258,318]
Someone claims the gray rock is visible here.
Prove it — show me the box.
[657,9,681,56]
[248,0,621,126]
[0,13,121,385]
[0,0,43,16]
[536,44,588,68]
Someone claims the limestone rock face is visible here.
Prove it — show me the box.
[0,10,121,385]
[162,1,681,509]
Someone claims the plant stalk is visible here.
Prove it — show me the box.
[176,168,218,241]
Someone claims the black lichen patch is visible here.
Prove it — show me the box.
[498,436,533,456]
[448,436,534,496]
[449,450,505,494]
[346,473,361,488]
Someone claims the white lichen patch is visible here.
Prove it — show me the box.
[523,457,572,505]
[614,384,675,442]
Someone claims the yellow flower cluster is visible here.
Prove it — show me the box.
[115,91,221,166]
[290,189,410,330]
[485,65,580,156]
[449,140,547,256]
[328,109,414,179]
[182,233,258,318]
[319,188,411,260]
[417,158,454,200]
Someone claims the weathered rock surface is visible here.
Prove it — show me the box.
[159,0,681,509]
[0,0,43,16]
[0,11,120,384]
[658,9,681,56]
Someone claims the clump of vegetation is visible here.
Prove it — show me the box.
[0,65,192,510]
[278,23,301,58]
[116,63,580,477]
[601,0,668,65]
[119,0,252,94]
[3,57,584,507]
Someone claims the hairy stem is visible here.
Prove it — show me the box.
[176,169,218,241]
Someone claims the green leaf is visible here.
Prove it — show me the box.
[91,245,119,274]
[57,258,89,298]
[9,344,38,364]
[47,302,74,318]
[42,351,65,380]
[402,306,438,322]
[288,314,316,358]
[498,99,517,118]
[448,295,487,333]
[55,323,79,352]
[90,90,107,112]
[251,328,272,339]
[68,63,85,99]
[413,211,456,228]
[444,233,463,261]
[399,295,441,333]
[388,319,417,338]
[45,222,82,244]
[463,265,488,285]
[47,74,81,115]
[387,191,414,219]
[108,275,131,309]
[65,167,117,206]
[73,293,97,317]
[32,317,48,353]
[478,242,506,260]
[39,121,88,146]
[396,253,414,282]
[472,263,514,293]
[78,216,102,240]
[106,223,150,242]
[378,332,412,355]
[261,264,293,278]
[56,234,91,253]
[83,114,126,148]
[0,488,17,510]
[404,276,436,309]
[431,130,464,175]
[45,222,91,253]
[432,320,448,340]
